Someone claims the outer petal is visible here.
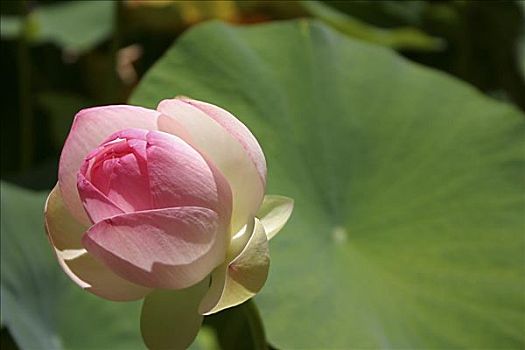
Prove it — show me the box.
[256,195,294,240]
[141,277,210,350]
[199,218,269,315]
[59,105,160,225]
[44,184,150,301]
[82,207,226,289]
[179,98,267,183]
[56,249,151,301]
[44,184,84,250]
[157,98,265,234]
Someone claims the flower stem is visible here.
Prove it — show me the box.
[243,300,268,350]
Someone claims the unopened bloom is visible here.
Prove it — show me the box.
[44,97,293,349]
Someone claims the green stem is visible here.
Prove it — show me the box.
[243,300,268,350]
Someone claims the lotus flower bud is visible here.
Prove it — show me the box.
[44,97,293,349]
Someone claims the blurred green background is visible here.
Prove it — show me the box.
[1,1,524,349]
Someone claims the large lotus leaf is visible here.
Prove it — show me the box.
[0,182,143,350]
[131,20,525,348]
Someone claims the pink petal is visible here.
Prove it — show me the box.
[157,98,265,234]
[95,153,149,211]
[77,173,125,223]
[145,130,232,224]
[56,248,151,301]
[181,98,267,183]
[45,184,150,301]
[82,206,227,289]
[82,129,152,212]
[59,105,160,225]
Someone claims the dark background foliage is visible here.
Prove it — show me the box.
[2,1,524,187]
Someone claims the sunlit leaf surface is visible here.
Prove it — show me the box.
[132,20,525,348]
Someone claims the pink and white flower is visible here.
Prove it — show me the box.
[44,97,293,349]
